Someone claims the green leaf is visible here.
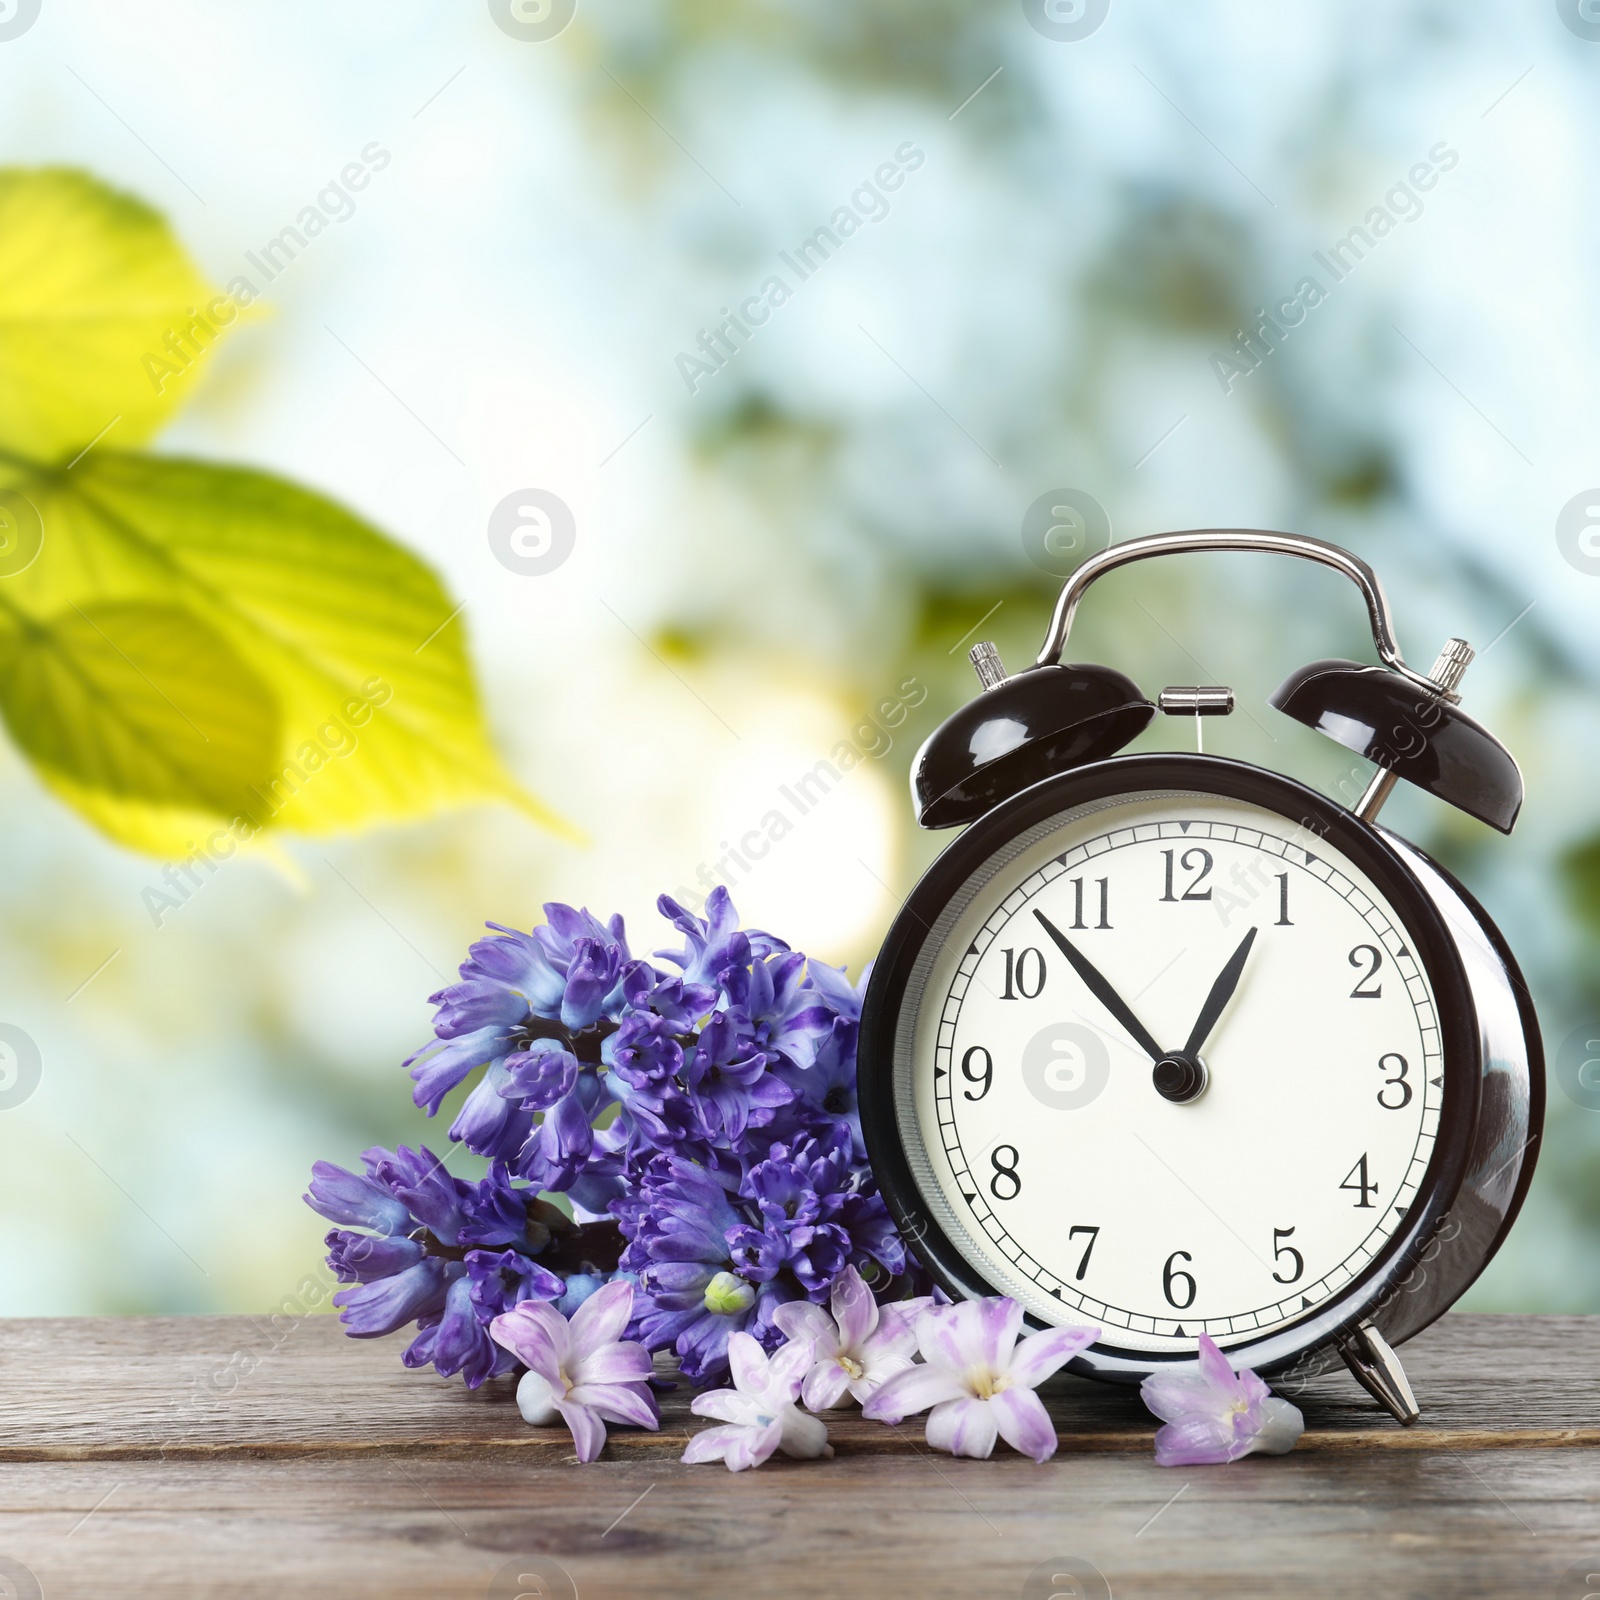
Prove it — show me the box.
[0,168,221,463]
[0,598,281,814]
[0,451,571,855]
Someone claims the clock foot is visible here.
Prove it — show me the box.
[1337,1321,1420,1425]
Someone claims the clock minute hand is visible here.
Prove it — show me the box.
[1182,925,1259,1059]
[1032,908,1163,1063]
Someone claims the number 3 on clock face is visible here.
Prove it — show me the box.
[896,785,1446,1356]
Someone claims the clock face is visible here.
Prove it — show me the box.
[904,789,1444,1354]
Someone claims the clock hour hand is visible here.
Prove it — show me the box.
[1182,925,1258,1059]
[1032,908,1163,1063]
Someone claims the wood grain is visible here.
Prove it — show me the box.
[2,1447,1597,1599]
[0,1312,1592,1461]
[0,1314,1596,1598]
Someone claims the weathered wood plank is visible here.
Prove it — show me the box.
[0,1313,1592,1461]
[0,1448,1597,1599]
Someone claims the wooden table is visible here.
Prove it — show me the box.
[1,1313,1596,1598]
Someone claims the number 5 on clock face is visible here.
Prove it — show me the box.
[910,793,1443,1353]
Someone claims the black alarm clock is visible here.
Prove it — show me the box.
[859,529,1542,1423]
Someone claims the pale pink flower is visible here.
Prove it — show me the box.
[1140,1332,1303,1466]
[863,1297,1097,1463]
[489,1279,659,1463]
[682,1330,833,1472]
[772,1265,932,1410]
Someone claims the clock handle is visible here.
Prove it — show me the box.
[1034,529,1447,696]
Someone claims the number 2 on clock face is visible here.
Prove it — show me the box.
[912,794,1443,1354]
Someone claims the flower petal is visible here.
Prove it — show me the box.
[515,1369,561,1426]
[967,1296,1025,1370]
[1250,1397,1305,1456]
[778,1402,832,1460]
[990,1386,1058,1463]
[925,1395,998,1460]
[682,1423,746,1467]
[735,1416,786,1470]
[489,1302,566,1386]
[772,1301,836,1353]
[872,1298,933,1352]
[862,1361,967,1423]
[572,1338,653,1387]
[570,1380,660,1432]
[682,1418,784,1472]
[1152,1414,1239,1467]
[830,1264,877,1350]
[692,1389,762,1426]
[913,1304,968,1371]
[1007,1323,1100,1388]
[802,1359,854,1413]
[568,1279,634,1364]
[554,1397,607,1463]
[766,1333,814,1401]
[727,1330,771,1396]
[1139,1368,1222,1423]
[915,1297,1022,1373]
[1196,1332,1241,1394]
[850,1351,915,1405]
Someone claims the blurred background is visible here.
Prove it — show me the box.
[0,0,1596,1320]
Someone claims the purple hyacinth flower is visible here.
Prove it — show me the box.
[733,1125,903,1294]
[334,1257,457,1338]
[403,1274,498,1386]
[799,955,870,1023]
[456,1163,550,1253]
[779,1016,865,1156]
[405,907,638,1129]
[680,1011,791,1144]
[516,1076,605,1191]
[466,1248,565,1322]
[366,1145,473,1244]
[404,1248,566,1389]
[616,1156,792,1384]
[655,887,795,981]
[1139,1333,1304,1466]
[557,935,634,1032]
[655,887,757,987]
[722,948,836,1072]
[730,1152,851,1296]
[311,885,929,1401]
[325,1230,423,1284]
[449,1056,535,1161]
[304,1159,412,1234]
[864,1298,1098,1463]
[499,1041,581,1112]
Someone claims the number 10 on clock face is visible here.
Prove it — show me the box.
[910,794,1443,1354]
